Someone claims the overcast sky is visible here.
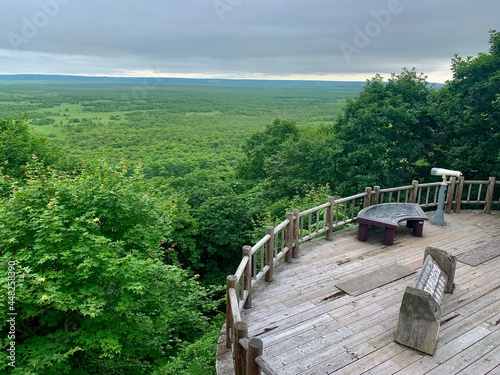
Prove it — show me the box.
[1,0,498,83]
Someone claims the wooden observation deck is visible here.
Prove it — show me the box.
[218,210,500,374]
[217,178,500,375]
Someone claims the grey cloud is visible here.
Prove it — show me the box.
[1,0,499,81]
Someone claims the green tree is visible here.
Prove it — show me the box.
[153,315,224,375]
[262,125,338,200]
[193,193,255,284]
[0,115,62,179]
[332,68,438,194]
[433,30,500,178]
[165,169,245,280]
[0,160,219,374]
[237,118,300,180]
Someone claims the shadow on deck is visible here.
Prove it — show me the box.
[217,210,500,375]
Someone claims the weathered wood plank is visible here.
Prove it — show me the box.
[455,343,500,374]
[425,317,500,374]
[226,211,500,375]
[331,342,407,375]
[360,347,417,374]
[367,284,500,372]
[399,325,492,374]
[335,264,416,296]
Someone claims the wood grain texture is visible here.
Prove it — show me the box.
[220,210,500,375]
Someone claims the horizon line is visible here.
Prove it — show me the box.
[0,73,369,83]
[0,73,447,85]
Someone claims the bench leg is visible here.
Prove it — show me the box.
[383,227,395,246]
[412,221,424,237]
[358,224,369,241]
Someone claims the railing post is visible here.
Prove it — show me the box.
[410,180,419,203]
[285,212,294,263]
[454,176,465,213]
[226,275,238,349]
[243,246,252,309]
[234,321,248,375]
[265,226,274,282]
[325,196,335,241]
[292,208,300,258]
[247,338,263,375]
[364,187,372,207]
[445,177,456,213]
[372,186,380,205]
[484,177,496,213]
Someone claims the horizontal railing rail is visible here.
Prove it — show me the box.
[221,177,497,375]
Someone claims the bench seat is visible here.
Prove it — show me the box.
[357,203,428,245]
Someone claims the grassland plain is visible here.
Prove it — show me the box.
[0,77,364,178]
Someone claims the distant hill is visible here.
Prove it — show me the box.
[0,74,366,88]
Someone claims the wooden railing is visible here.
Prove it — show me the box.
[222,177,498,375]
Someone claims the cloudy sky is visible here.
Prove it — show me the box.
[1,0,498,83]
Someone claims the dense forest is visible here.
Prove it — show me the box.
[1,31,499,374]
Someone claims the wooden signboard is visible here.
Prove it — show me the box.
[395,249,455,355]
[414,254,447,304]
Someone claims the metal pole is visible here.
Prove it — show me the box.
[432,175,447,225]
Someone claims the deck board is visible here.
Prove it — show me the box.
[217,210,500,375]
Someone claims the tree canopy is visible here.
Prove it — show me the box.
[433,30,500,179]
[0,160,219,374]
[0,115,63,179]
[237,118,300,181]
[332,68,438,195]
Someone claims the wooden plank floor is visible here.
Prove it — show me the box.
[218,210,500,375]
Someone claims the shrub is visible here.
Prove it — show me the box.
[0,159,219,374]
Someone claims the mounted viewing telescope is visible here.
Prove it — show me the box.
[431,167,462,225]
[431,168,462,178]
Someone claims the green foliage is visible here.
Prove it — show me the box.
[0,159,219,374]
[262,125,339,200]
[236,119,339,204]
[333,68,438,195]
[165,170,252,282]
[252,184,334,235]
[159,194,200,269]
[237,118,300,180]
[433,30,500,179]
[0,81,362,181]
[0,115,62,179]
[193,193,255,284]
[153,315,224,375]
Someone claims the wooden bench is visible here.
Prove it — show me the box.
[357,203,429,245]
[395,247,456,355]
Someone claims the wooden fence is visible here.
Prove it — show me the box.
[223,177,498,375]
